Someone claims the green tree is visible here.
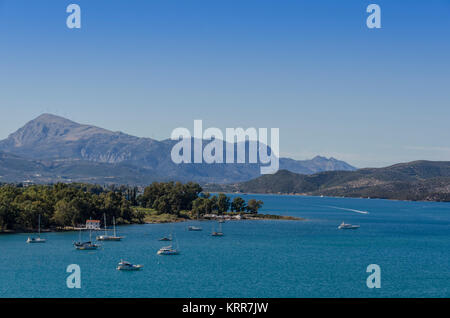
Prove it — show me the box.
[246,199,263,214]
[217,193,230,214]
[231,197,246,212]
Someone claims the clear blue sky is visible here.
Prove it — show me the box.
[1,0,449,167]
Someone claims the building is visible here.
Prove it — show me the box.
[86,219,101,230]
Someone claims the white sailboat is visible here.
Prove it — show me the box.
[157,233,180,255]
[97,215,123,241]
[27,214,46,243]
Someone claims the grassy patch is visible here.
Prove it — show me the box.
[134,207,188,224]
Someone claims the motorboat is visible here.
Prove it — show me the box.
[157,245,180,255]
[117,260,143,271]
[338,222,360,230]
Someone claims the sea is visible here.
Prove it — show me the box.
[1,194,449,298]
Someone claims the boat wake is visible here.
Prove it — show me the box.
[324,206,369,215]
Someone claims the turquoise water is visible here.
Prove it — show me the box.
[1,194,449,298]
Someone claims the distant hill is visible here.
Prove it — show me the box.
[0,114,356,184]
[279,156,356,174]
[208,161,450,202]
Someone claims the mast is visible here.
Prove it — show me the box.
[38,214,41,238]
[113,216,116,237]
[104,213,107,236]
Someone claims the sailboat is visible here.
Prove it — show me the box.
[27,214,46,243]
[97,215,123,241]
[159,224,174,241]
[158,233,172,241]
[211,221,224,237]
[74,225,100,250]
[157,233,180,255]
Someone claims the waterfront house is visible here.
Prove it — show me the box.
[86,219,101,230]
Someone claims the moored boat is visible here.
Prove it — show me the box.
[338,222,360,230]
[97,215,123,241]
[157,245,180,255]
[117,260,143,271]
[211,221,224,236]
[74,241,100,250]
[75,227,100,250]
[27,214,46,243]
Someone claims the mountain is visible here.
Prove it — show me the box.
[0,114,356,184]
[279,156,355,174]
[212,161,450,202]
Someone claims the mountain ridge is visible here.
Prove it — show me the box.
[0,114,357,184]
[208,160,450,202]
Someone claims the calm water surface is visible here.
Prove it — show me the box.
[1,195,449,298]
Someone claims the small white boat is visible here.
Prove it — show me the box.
[27,237,46,244]
[338,222,360,230]
[117,260,143,271]
[157,246,180,255]
[97,215,123,241]
[27,214,46,243]
[188,226,202,231]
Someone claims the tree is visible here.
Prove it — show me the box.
[246,199,263,214]
[217,193,230,214]
[231,197,246,212]
[53,199,77,226]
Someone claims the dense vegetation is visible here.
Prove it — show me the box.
[0,183,136,232]
[209,161,450,202]
[0,182,263,232]
[139,182,263,217]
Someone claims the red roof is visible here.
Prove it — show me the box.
[86,220,100,223]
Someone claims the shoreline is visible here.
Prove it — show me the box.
[0,213,304,235]
[218,192,450,204]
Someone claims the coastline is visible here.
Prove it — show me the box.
[0,213,304,235]
[219,192,450,204]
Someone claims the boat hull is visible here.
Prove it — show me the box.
[27,238,46,243]
[338,225,360,230]
[96,236,123,241]
[157,251,180,255]
[117,265,143,271]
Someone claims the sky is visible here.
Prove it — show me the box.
[0,0,449,168]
